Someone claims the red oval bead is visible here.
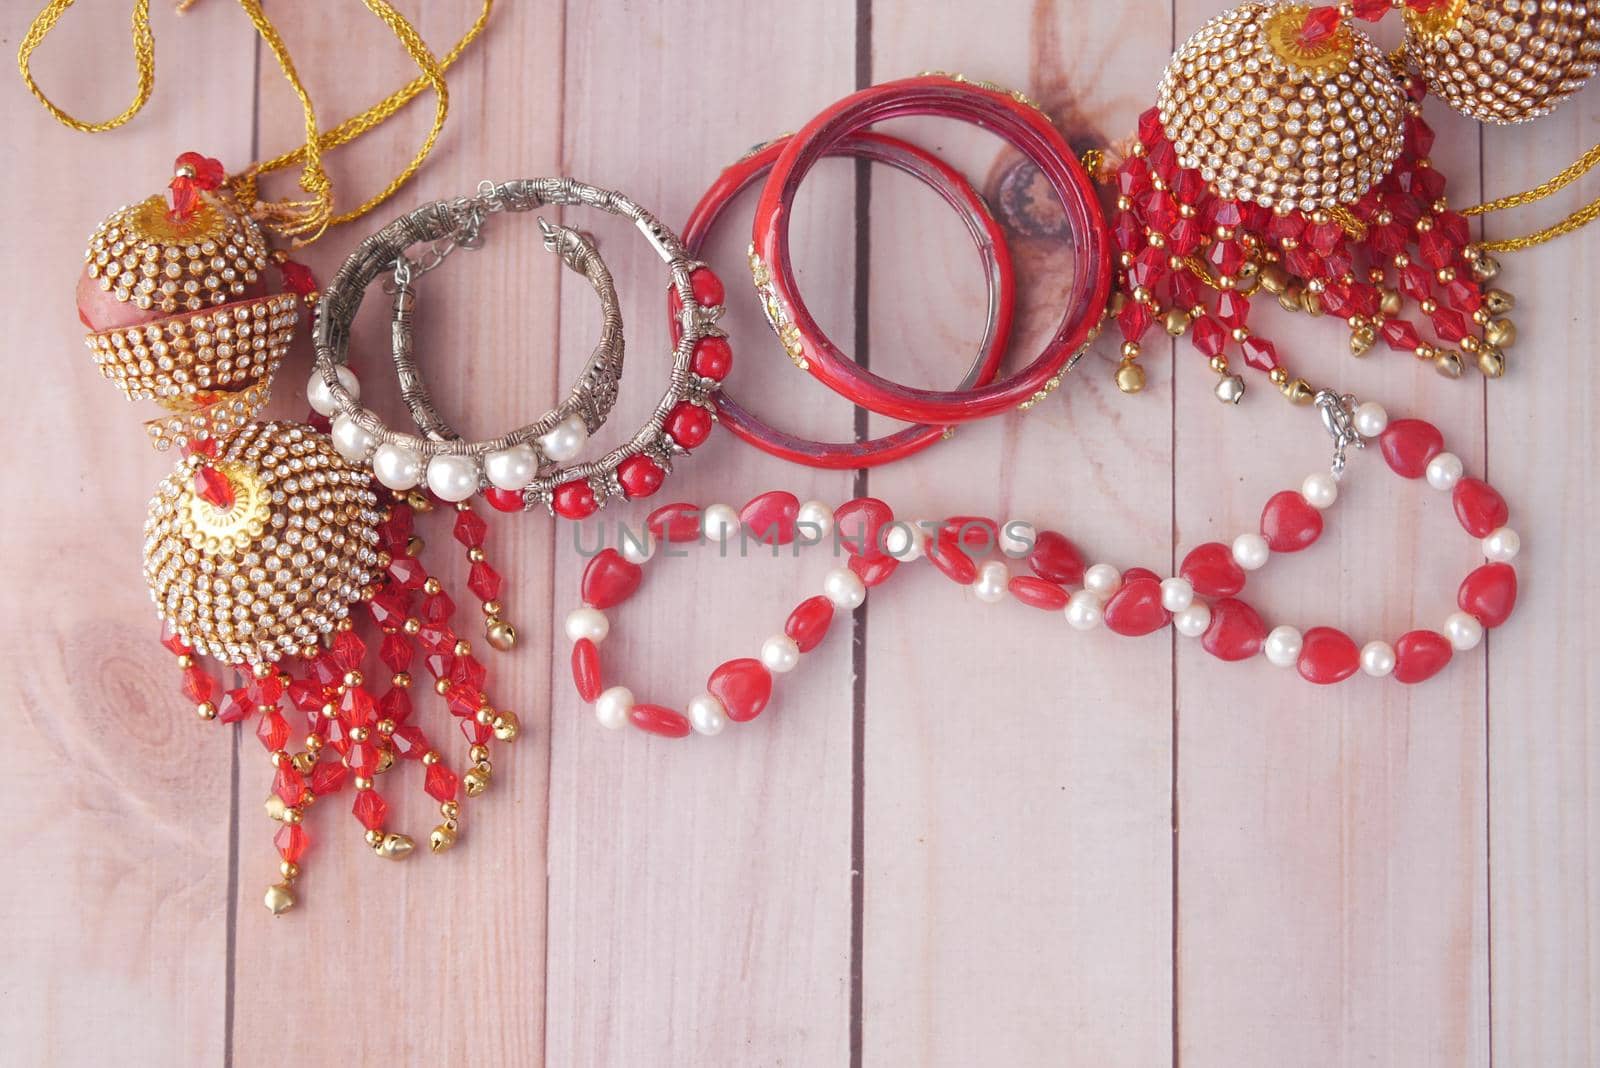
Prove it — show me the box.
[486,487,524,513]
[707,658,773,723]
[926,531,978,585]
[571,638,602,702]
[552,480,599,519]
[1122,567,1162,585]
[835,497,894,558]
[1201,598,1267,661]
[581,548,643,609]
[1393,630,1453,684]
[1296,626,1360,685]
[940,516,999,552]
[1103,578,1171,637]
[740,490,800,545]
[690,267,725,307]
[849,553,899,588]
[665,402,714,449]
[629,703,692,738]
[1028,530,1086,585]
[1260,490,1323,553]
[1180,542,1246,598]
[690,336,733,380]
[1452,477,1508,538]
[617,455,665,500]
[785,596,835,652]
[646,502,702,543]
[1008,576,1069,611]
[1458,562,1517,628]
[1378,419,1444,479]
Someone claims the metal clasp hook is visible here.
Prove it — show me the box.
[1314,389,1363,478]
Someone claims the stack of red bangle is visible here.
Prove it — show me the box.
[678,73,1111,468]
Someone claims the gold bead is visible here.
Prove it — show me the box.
[304,733,323,751]
[481,600,503,617]
[469,744,491,764]
[1472,255,1500,282]
[1163,309,1191,336]
[1485,319,1516,349]
[1282,378,1315,405]
[407,536,426,558]
[440,801,460,820]
[393,672,411,688]
[375,749,395,775]
[492,711,521,743]
[475,707,495,726]
[422,577,442,595]
[196,701,217,720]
[463,768,490,797]
[402,618,422,635]
[376,718,396,736]
[342,670,363,688]
[422,750,440,766]
[291,751,316,774]
[1259,265,1289,295]
[1208,355,1229,375]
[1433,351,1464,379]
[1419,298,1437,314]
[1230,327,1249,343]
[435,678,451,696]
[1107,291,1128,316]
[1476,347,1506,379]
[1484,289,1515,315]
[1379,288,1403,317]
[466,548,486,563]
[1114,360,1146,394]
[405,491,434,513]
[429,824,457,853]
[377,832,414,860]
[263,882,295,916]
[364,829,383,847]
[1472,308,1491,326]
[264,794,288,822]
[349,727,370,743]
[1268,367,1289,386]
[1120,340,1141,359]
[453,639,472,658]
[1301,291,1324,317]
[1349,327,1376,357]
[1277,291,1302,314]
[279,861,299,880]
[251,662,273,679]
[320,701,338,720]
[485,620,517,652]
[353,776,373,791]
[175,654,194,670]
[281,807,303,825]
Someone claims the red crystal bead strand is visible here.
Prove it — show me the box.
[452,501,518,654]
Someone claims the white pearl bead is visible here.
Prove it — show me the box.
[1160,577,1194,612]
[998,520,1036,558]
[1353,400,1388,439]
[822,567,866,609]
[483,443,537,491]
[1173,601,1211,637]
[760,634,801,673]
[1064,589,1103,630]
[1425,452,1464,491]
[1482,526,1521,562]
[883,521,926,562]
[1232,533,1271,571]
[701,503,740,541]
[371,442,423,490]
[972,560,1010,604]
[1444,610,1484,651]
[1300,472,1338,510]
[594,686,633,730]
[539,413,589,462]
[619,529,656,565]
[1360,640,1396,678]
[686,693,727,736]
[306,365,359,417]
[1083,563,1121,601]
[425,453,479,503]
[330,413,376,463]
[1263,625,1303,667]
[796,500,834,541]
[564,606,609,644]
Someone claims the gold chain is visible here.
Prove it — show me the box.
[1462,140,1600,252]
[18,0,492,245]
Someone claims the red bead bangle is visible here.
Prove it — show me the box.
[680,131,1015,468]
[751,73,1112,424]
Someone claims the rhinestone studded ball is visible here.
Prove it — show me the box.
[1406,0,1600,124]
[85,195,271,315]
[143,422,383,666]
[1157,1,1408,211]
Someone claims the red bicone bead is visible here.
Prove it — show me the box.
[255,710,290,752]
[629,703,692,738]
[707,658,772,723]
[849,553,899,588]
[424,762,459,802]
[390,725,428,761]
[1393,629,1453,684]
[665,402,714,449]
[1171,167,1208,205]
[423,652,454,680]
[1029,530,1085,586]
[552,480,599,519]
[1180,542,1246,598]
[181,665,217,705]
[1168,217,1203,256]
[421,591,455,625]
[453,508,488,548]
[485,487,524,513]
[274,822,309,863]
[1296,5,1342,46]
[1379,318,1422,352]
[175,151,225,189]
[1350,0,1389,18]
[1319,281,1355,319]
[691,336,733,380]
[581,549,643,609]
[1405,114,1437,157]
[248,672,285,707]
[217,688,252,724]
[1444,278,1482,313]
[369,591,408,632]
[311,760,348,795]
[835,497,894,559]
[1418,228,1456,270]
[353,788,388,830]
[1137,106,1166,146]
[450,655,486,693]
[278,260,317,298]
[1431,307,1470,342]
[785,596,835,653]
[1008,576,1069,611]
[160,620,192,656]
[1452,478,1508,537]
[460,718,493,746]
[167,175,200,219]
[572,638,603,701]
[1215,290,1250,329]
[1459,562,1517,628]
[1397,262,1434,301]
[648,502,703,543]
[340,686,377,729]
[193,464,235,509]
[379,685,412,726]
[1378,419,1444,479]
[1201,598,1267,661]
[926,532,978,585]
[1240,336,1279,372]
[346,740,380,778]
[1103,578,1171,637]
[1113,211,1144,254]
[1190,315,1228,358]
[741,490,801,544]
[272,764,306,805]
[1137,190,1179,232]
[1118,299,1154,342]
[379,632,413,673]
[1297,627,1360,685]
[1267,212,1306,243]
[1436,210,1472,248]
[465,560,502,603]
[387,556,427,591]
[617,455,665,500]
[444,683,484,719]
[1207,239,1245,278]
[1118,156,1152,197]
[1304,220,1344,256]
[1260,490,1323,553]
[331,630,366,673]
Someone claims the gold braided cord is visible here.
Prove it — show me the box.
[1462,140,1600,252]
[18,0,155,132]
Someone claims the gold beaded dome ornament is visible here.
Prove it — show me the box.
[1405,0,1600,123]
[1157,1,1408,211]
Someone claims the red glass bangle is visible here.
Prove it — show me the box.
[753,73,1112,424]
[680,131,1015,469]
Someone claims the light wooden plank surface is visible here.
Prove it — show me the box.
[2,2,1596,1066]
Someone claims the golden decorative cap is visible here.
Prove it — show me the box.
[84,194,271,314]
